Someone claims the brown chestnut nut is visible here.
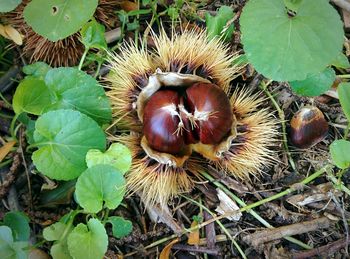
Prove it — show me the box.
[143,90,185,154]
[289,106,328,149]
[186,83,233,144]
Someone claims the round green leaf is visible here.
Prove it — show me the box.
[338,82,350,121]
[330,140,350,169]
[240,0,344,81]
[32,109,106,180]
[75,164,126,213]
[45,67,112,125]
[67,219,107,259]
[0,0,21,12]
[3,212,30,242]
[86,143,132,175]
[289,67,336,96]
[23,0,98,42]
[13,78,51,115]
[108,216,132,239]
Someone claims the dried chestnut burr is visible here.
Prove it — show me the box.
[143,83,233,155]
[290,106,329,149]
[107,29,279,207]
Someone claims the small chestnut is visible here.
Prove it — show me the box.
[142,83,233,155]
[289,106,329,149]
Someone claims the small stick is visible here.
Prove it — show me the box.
[171,244,220,256]
[292,238,350,259]
[243,217,333,247]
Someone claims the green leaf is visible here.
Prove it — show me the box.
[330,140,350,169]
[80,19,107,50]
[3,212,30,242]
[0,0,21,12]
[240,0,344,81]
[206,6,235,42]
[0,226,27,259]
[32,109,106,180]
[23,62,51,79]
[67,219,108,259]
[86,143,132,175]
[331,53,350,69]
[289,67,336,96]
[45,67,112,125]
[107,216,132,239]
[339,82,350,121]
[43,222,72,241]
[75,165,126,213]
[12,78,51,115]
[23,0,98,42]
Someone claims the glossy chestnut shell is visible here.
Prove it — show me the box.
[289,106,329,149]
[143,83,233,155]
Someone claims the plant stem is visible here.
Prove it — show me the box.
[200,170,313,250]
[344,123,350,140]
[181,195,247,259]
[260,81,298,173]
[78,48,89,70]
[338,74,350,79]
[9,113,19,140]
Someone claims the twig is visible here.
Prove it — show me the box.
[243,217,333,247]
[0,152,21,199]
[292,237,350,259]
[171,244,220,255]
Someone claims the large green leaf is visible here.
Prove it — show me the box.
[45,67,112,125]
[23,0,98,42]
[86,143,132,175]
[32,109,106,180]
[75,165,126,213]
[338,82,350,121]
[3,212,30,242]
[67,219,108,259]
[0,0,21,12]
[12,78,51,115]
[330,140,350,169]
[289,67,336,96]
[240,0,344,81]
